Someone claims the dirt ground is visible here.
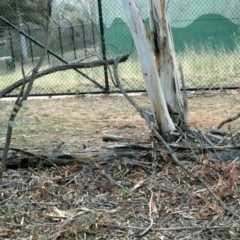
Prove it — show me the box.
[0,90,240,239]
[1,90,239,150]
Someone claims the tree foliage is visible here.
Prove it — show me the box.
[52,0,94,25]
[0,0,48,26]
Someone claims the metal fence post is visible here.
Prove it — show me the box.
[54,21,64,59]
[8,28,15,61]
[65,19,77,60]
[91,20,96,51]
[97,0,109,91]
[78,18,87,57]
[23,21,34,64]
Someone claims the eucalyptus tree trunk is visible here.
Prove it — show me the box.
[121,0,186,136]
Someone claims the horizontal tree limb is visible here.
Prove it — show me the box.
[0,54,129,98]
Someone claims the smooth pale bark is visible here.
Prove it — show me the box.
[121,0,175,134]
[148,0,184,120]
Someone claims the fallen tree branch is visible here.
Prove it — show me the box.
[1,147,151,169]
[112,54,239,219]
[0,54,129,98]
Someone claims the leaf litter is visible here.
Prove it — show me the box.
[0,91,240,239]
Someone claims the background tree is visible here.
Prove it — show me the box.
[0,0,48,39]
[0,0,48,25]
[53,1,83,24]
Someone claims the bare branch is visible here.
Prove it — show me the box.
[215,112,240,130]
[0,54,129,98]
[137,189,154,237]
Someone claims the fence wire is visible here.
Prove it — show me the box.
[0,0,239,97]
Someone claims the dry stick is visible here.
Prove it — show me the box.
[196,128,222,161]
[1,0,52,176]
[99,223,239,231]
[112,55,239,219]
[100,170,123,188]
[137,189,154,237]
[215,112,240,130]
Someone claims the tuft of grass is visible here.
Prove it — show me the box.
[118,187,132,197]
[6,203,13,217]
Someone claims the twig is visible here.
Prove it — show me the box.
[99,223,238,231]
[197,129,222,161]
[23,201,62,206]
[100,170,123,188]
[112,54,240,219]
[168,143,240,150]
[215,112,240,130]
[137,189,154,237]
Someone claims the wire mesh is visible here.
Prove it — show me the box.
[0,0,239,97]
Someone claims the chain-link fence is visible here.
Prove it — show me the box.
[0,0,239,97]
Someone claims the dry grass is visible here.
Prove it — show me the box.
[1,47,240,96]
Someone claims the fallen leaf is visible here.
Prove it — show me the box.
[47,206,80,218]
[128,171,145,180]
[151,197,158,215]
[210,204,222,213]
[131,179,145,191]
[100,216,115,224]
[200,153,209,164]
[215,185,233,200]
[228,164,239,187]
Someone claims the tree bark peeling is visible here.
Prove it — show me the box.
[122,0,187,136]
[121,0,175,135]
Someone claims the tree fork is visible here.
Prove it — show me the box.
[121,0,186,137]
